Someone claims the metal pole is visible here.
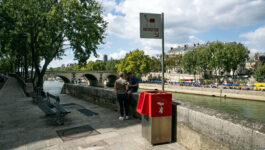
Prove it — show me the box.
[161,12,165,91]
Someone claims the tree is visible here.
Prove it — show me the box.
[150,56,161,72]
[0,0,107,88]
[115,49,152,77]
[224,42,249,78]
[255,64,265,82]
[181,41,249,83]
[182,50,198,80]
[105,59,119,71]
[166,54,182,71]
[86,60,105,71]
[208,41,225,82]
[0,56,16,73]
[196,46,211,79]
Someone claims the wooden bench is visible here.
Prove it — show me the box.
[44,92,70,125]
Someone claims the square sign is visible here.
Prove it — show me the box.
[140,13,162,39]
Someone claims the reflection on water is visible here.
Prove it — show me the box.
[44,81,265,123]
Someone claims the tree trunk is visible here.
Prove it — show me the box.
[24,53,29,80]
[232,70,235,83]
[31,64,34,80]
[36,73,44,89]
[35,59,51,90]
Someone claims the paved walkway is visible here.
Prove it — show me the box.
[0,77,186,150]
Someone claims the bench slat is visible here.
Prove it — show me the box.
[47,93,60,102]
[52,103,71,114]
[38,103,56,116]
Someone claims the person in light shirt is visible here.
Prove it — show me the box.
[114,72,129,120]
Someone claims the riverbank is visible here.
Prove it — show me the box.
[139,83,265,102]
[62,83,265,150]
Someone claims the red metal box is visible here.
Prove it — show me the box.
[137,90,172,117]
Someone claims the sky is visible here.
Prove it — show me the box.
[48,0,265,68]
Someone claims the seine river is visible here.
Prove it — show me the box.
[43,80,64,95]
[44,81,265,123]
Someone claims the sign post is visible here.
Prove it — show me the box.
[161,13,165,91]
[140,12,165,91]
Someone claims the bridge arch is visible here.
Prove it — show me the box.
[57,75,71,83]
[44,75,71,83]
[105,75,118,87]
[84,74,98,86]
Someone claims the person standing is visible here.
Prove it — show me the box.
[127,72,139,94]
[114,72,129,120]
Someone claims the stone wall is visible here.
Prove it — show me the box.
[142,72,201,82]
[140,83,265,101]
[62,84,140,118]
[62,84,265,150]
[176,102,265,150]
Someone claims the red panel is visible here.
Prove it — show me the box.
[136,92,149,115]
[149,18,155,23]
[136,91,172,117]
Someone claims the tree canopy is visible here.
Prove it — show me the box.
[255,64,265,82]
[0,0,107,88]
[182,41,249,82]
[115,49,152,77]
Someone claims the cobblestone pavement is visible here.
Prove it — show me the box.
[0,77,186,150]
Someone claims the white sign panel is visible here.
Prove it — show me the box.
[140,13,162,39]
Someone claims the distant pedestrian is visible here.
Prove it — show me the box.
[127,72,139,94]
[114,72,129,120]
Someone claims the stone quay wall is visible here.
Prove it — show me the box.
[62,83,265,150]
[140,83,265,101]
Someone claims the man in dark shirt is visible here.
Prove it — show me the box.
[127,72,139,94]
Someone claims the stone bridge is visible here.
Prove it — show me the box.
[44,71,118,87]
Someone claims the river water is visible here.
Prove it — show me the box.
[43,81,64,95]
[44,81,265,123]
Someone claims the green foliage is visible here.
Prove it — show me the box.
[150,56,161,72]
[182,41,249,82]
[105,59,119,71]
[255,64,265,82]
[47,60,109,71]
[0,0,107,87]
[86,60,105,71]
[224,42,249,75]
[182,50,197,75]
[196,46,211,78]
[166,54,182,70]
[0,57,15,73]
[115,49,152,77]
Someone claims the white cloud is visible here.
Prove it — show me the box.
[249,48,265,54]
[87,52,104,61]
[240,26,265,53]
[105,0,265,51]
[99,0,116,14]
[109,49,127,59]
[49,0,265,67]
[48,58,78,68]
